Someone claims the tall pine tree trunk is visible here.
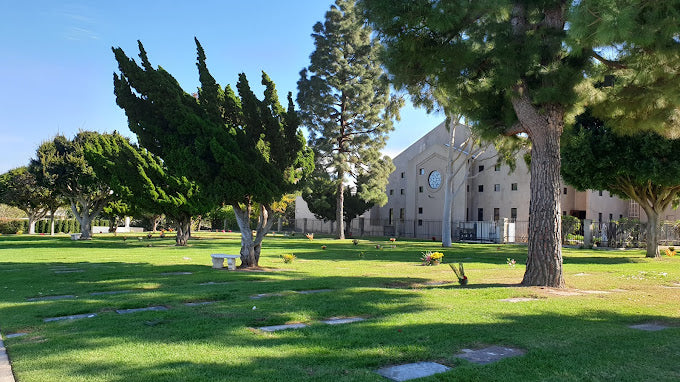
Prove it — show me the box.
[175,217,191,246]
[336,169,345,240]
[513,97,565,287]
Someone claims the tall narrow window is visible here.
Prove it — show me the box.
[510,208,517,220]
[598,212,602,222]
[493,208,500,221]
[419,186,423,193]
[494,164,501,171]
[399,208,405,221]
[418,219,423,226]
[400,189,404,195]
[477,208,484,221]
[388,208,393,225]
[478,165,484,172]
[511,183,518,191]
[389,189,393,195]
[563,188,568,195]
[599,190,603,196]
[400,172,404,178]
[418,207,423,214]
[494,184,500,192]
[478,185,484,192]
[419,168,425,175]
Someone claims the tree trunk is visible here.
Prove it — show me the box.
[336,171,345,239]
[152,215,160,232]
[27,214,37,234]
[442,122,456,247]
[514,101,565,287]
[642,207,660,258]
[233,203,275,268]
[50,210,56,236]
[71,201,93,240]
[175,218,191,246]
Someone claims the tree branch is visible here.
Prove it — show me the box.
[591,50,627,70]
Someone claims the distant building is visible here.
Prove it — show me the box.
[295,120,673,241]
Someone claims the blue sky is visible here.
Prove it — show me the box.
[0,1,444,174]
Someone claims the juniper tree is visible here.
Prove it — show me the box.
[112,39,313,266]
[297,0,401,239]
[32,132,113,239]
[84,133,210,245]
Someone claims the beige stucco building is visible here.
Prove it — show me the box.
[295,119,673,240]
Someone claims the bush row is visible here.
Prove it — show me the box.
[0,219,82,234]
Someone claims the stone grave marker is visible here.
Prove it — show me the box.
[376,362,451,381]
[454,346,525,365]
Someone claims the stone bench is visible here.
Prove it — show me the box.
[211,254,240,270]
[70,233,81,240]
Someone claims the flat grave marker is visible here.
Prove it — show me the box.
[454,346,525,365]
[257,323,307,332]
[376,362,451,381]
[321,317,365,325]
[116,306,168,314]
[629,323,669,331]
[27,295,76,302]
[44,313,97,322]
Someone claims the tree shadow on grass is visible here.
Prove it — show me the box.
[8,309,680,382]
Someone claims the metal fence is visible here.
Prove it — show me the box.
[285,218,529,244]
[285,217,680,248]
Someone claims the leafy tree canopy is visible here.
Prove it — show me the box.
[31,131,113,239]
[562,111,680,257]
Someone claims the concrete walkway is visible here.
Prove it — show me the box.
[0,334,16,382]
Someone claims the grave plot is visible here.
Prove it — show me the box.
[629,323,670,331]
[43,313,98,323]
[116,306,169,314]
[454,346,525,365]
[26,295,76,302]
[376,362,451,381]
[257,323,308,332]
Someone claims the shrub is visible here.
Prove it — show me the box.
[0,219,25,234]
[561,215,581,241]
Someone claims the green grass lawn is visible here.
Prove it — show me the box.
[0,233,678,381]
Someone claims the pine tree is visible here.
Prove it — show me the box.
[297,0,401,239]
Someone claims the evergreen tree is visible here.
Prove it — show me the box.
[363,0,602,287]
[84,133,211,246]
[112,39,313,266]
[562,112,680,258]
[31,132,113,239]
[302,169,373,235]
[297,0,401,239]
